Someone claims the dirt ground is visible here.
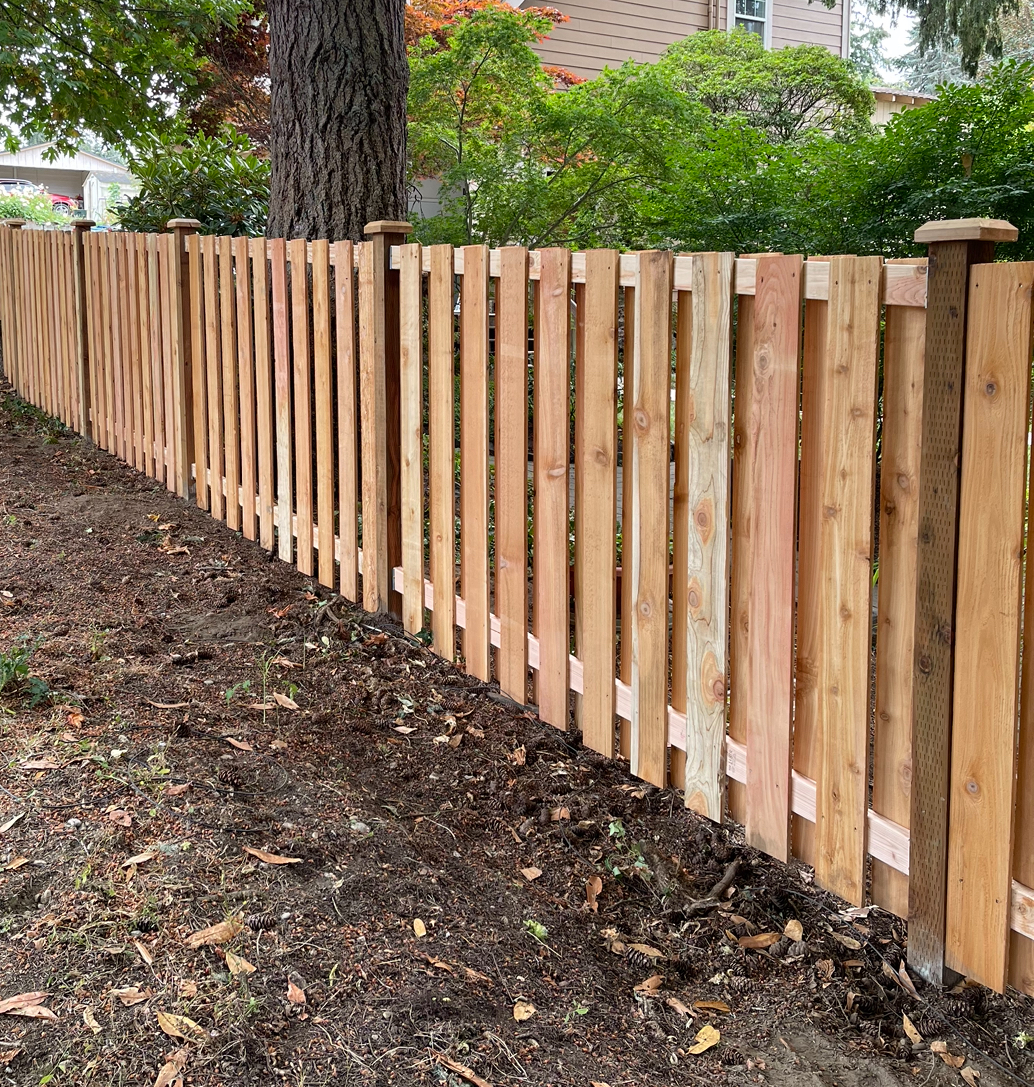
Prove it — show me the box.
[1,375,1033,1087]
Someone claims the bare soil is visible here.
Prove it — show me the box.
[1,377,1032,1087]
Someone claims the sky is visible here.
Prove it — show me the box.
[873,6,919,78]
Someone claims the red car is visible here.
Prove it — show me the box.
[0,178,81,213]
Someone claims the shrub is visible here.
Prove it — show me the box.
[0,192,66,225]
[116,126,269,236]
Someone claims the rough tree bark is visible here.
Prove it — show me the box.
[267,0,408,241]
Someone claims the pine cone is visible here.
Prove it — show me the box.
[246,911,278,932]
[218,766,244,791]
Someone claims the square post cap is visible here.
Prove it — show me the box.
[365,220,413,236]
[0,218,26,228]
[166,218,202,232]
[72,220,96,231]
[914,218,1018,243]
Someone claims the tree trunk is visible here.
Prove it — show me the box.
[267,0,408,241]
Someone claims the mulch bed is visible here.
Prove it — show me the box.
[1,375,1032,1087]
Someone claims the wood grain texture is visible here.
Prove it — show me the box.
[871,263,927,919]
[135,236,154,477]
[461,245,491,679]
[219,237,241,530]
[235,235,257,541]
[575,249,618,756]
[428,245,456,660]
[945,261,1033,992]
[535,248,572,728]
[619,284,635,761]
[812,256,881,906]
[399,242,425,633]
[187,234,206,497]
[629,251,672,786]
[908,238,995,983]
[333,240,359,598]
[146,235,165,478]
[289,237,313,575]
[109,232,127,462]
[359,238,389,611]
[124,236,143,470]
[312,239,334,586]
[742,255,801,860]
[202,235,224,520]
[252,238,275,552]
[159,234,176,490]
[270,237,293,562]
[681,252,733,819]
[495,246,530,703]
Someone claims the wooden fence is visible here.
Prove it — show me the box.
[1,216,1033,999]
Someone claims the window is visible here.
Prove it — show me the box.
[733,0,769,41]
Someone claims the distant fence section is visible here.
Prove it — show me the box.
[2,215,1033,999]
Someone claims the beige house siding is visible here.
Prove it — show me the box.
[529,0,846,77]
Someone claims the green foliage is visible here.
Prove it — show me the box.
[116,127,270,236]
[0,1,246,153]
[0,193,66,225]
[0,637,50,707]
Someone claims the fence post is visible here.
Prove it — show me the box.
[908,216,1018,985]
[0,219,25,394]
[166,218,201,501]
[71,220,96,437]
[361,219,412,616]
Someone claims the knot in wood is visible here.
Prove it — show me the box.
[897,473,910,490]
[594,447,610,467]
[639,600,652,618]
[985,381,997,397]
[965,778,980,797]
[634,409,648,430]
[918,653,933,674]
[688,588,701,609]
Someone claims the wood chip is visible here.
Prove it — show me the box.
[521,867,542,881]
[413,918,427,938]
[242,847,303,865]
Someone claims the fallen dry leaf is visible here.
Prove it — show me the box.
[666,997,693,1016]
[225,737,253,751]
[693,1000,731,1014]
[185,917,243,948]
[0,812,25,833]
[513,1000,536,1021]
[550,807,570,821]
[629,943,665,961]
[2,857,29,871]
[122,852,156,868]
[903,1013,922,1045]
[133,939,154,966]
[270,656,301,669]
[106,809,132,827]
[393,725,417,734]
[156,1011,203,1040]
[634,974,665,993]
[0,1049,21,1066]
[82,1006,102,1034]
[585,875,603,912]
[688,1023,721,1055]
[521,867,542,881]
[147,701,189,710]
[177,981,197,999]
[286,980,306,1005]
[226,952,256,977]
[738,932,781,950]
[413,918,427,938]
[897,961,919,999]
[247,702,277,711]
[784,919,804,942]
[272,691,299,711]
[507,745,526,766]
[19,758,59,770]
[0,992,49,1016]
[816,959,835,980]
[832,932,862,950]
[153,1048,188,1087]
[113,986,154,1006]
[165,783,190,797]
[961,1067,981,1086]
[242,846,303,866]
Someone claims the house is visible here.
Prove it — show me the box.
[871,88,934,125]
[0,143,136,221]
[523,0,851,78]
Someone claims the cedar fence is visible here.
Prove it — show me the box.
[1,215,1033,998]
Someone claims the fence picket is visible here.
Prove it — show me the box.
[289,238,313,575]
[312,238,334,586]
[271,238,293,562]
[946,261,1034,991]
[399,242,425,633]
[575,249,618,754]
[359,239,388,610]
[137,235,155,479]
[333,240,358,596]
[252,237,275,552]
[220,236,242,531]
[202,235,224,518]
[147,235,165,484]
[236,237,257,539]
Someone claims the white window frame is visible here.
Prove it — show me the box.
[730,0,771,46]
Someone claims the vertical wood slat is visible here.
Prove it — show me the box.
[333,240,358,597]
[220,237,241,530]
[129,235,146,470]
[574,249,618,754]
[109,233,127,460]
[84,236,100,441]
[271,238,293,563]
[147,235,165,484]
[535,248,572,728]
[871,261,927,919]
[461,245,491,678]
[495,247,530,704]
[680,253,734,818]
[137,235,155,479]
[188,235,208,505]
[101,234,116,452]
[237,236,257,541]
[428,245,456,659]
[252,237,275,552]
[119,236,139,470]
[312,238,334,586]
[946,261,1034,992]
[160,234,178,491]
[202,235,224,519]
[629,251,672,786]
[359,239,388,610]
[289,237,313,576]
[619,285,636,759]
[741,255,801,859]
[812,256,882,906]
[399,242,425,633]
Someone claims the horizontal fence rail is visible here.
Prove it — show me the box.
[1,217,1033,998]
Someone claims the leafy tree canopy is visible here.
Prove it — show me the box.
[0,0,246,153]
